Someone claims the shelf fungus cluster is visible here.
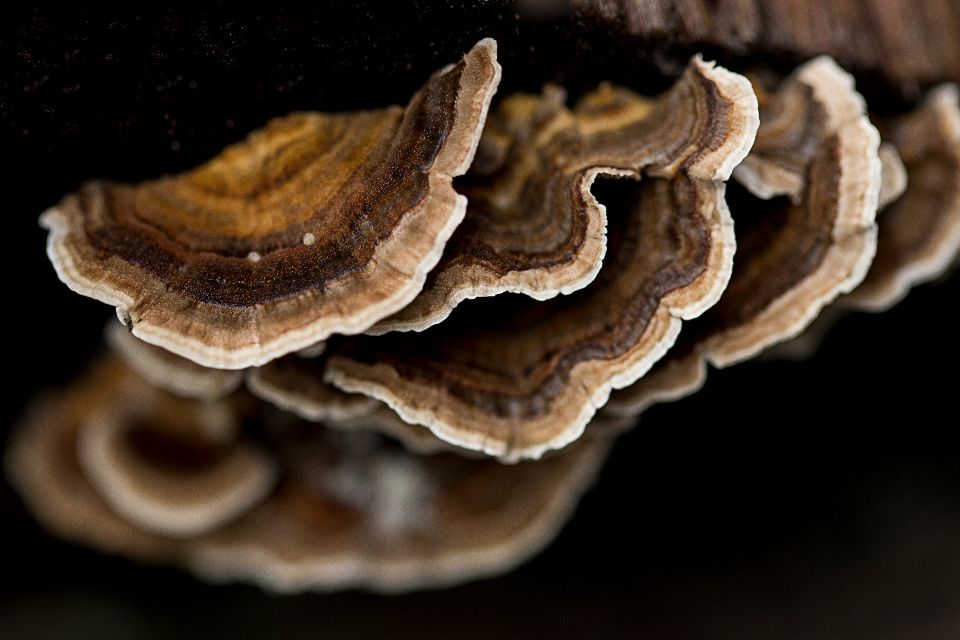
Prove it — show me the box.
[10,35,960,593]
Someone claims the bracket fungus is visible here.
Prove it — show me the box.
[700,57,881,366]
[324,56,758,460]
[40,39,501,369]
[845,85,960,310]
[607,56,881,418]
[16,10,960,596]
[6,356,613,593]
[773,84,960,359]
[5,358,276,549]
[374,56,755,334]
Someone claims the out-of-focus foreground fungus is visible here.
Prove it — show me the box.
[10,9,960,593]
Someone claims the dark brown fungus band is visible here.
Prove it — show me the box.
[41,39,500,369]
[105,321,243,400]
[4,361,613,593]
[608,56,881,416]
[5,357,277,541]
[323,58,757,461]
[374,56,756,334]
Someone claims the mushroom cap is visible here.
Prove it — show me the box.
[699,57,882,366]
[324,103,756,463]
[373,56,758,334]
[104,321,243,400]
[186,427,614,593]
[4,359,181,560]
[608,56,883,421]
[325,58,757,461]
[769,84,960,360]
[7,356,277,539]
[733,57,867,202]
[41,39,501,369]
[76,394,277,539]
[6,360,614,593]
[846,84,960,310]
[876,143,909,210]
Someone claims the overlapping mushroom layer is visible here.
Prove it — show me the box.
[322,57,757,460]
[21,33,960,593]
[5,356,613,593]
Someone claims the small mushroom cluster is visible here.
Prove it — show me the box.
[9,36,960,592]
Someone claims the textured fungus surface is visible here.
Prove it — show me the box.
[188,427,613,593]
[606,56,881,420]
[5,359,613,593]
[375,57,754,334]
[324,57,758,460]
[773,84,960,359]
[847,85,960,310]
[698,57,881,366]
[40,39,501,369]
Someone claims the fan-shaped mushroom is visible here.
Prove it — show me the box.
[41,39,501,369]
[8,357,278,538]
[772,84,960,360]
[845,85,960,310]
[608,56,881,417]
[322,57,758,460]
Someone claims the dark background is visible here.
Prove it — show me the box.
[3,4,960,638]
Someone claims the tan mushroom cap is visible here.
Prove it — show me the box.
[846,84,960,310]
[733,57,868,202]
[7,357,277,539]
[374,56,758,334]
[877,143,909,210]
[326,173,741,462]
[41,39,501,369]
[4,359,181,560]
[771,84,960,360]
[105,321,243,400]
[6,363,615,593]
[187,427,614,593]
[326,59,757,461]
[607,56,882,419]
[700,57,881,366]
